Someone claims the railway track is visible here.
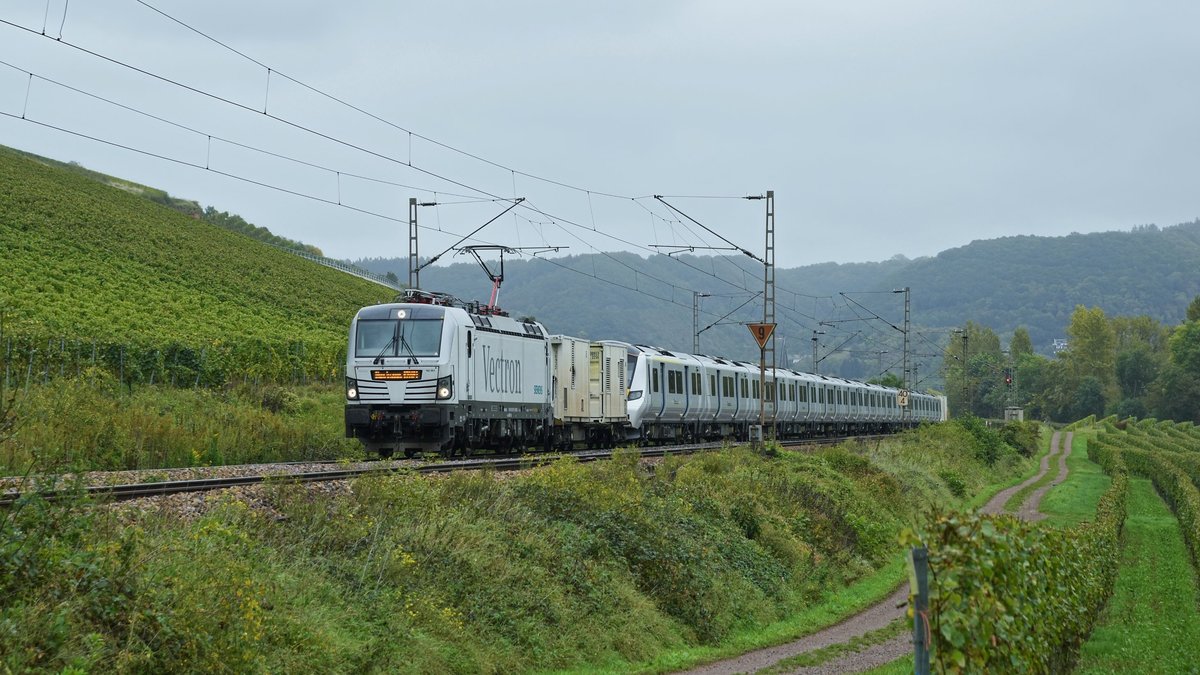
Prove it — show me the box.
[0,434,883,507]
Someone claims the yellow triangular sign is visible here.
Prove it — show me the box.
[747,322,776,349]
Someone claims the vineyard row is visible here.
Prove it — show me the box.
[0,334,347,390]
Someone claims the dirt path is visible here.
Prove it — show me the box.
[680,431,1073,675]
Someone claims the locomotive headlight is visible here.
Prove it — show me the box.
[345,377,359,401]
[627,390,643,401]
[435,375,453,400]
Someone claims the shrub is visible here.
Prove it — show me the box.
[998,420,1041,458]
[953,415,1006,466]
[904,441,1127,672]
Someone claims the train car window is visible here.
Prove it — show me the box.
[740,378,748,398]
[652,369,660,393]
[710,374,716,395]
[753,380,760,399]
[693,372,702,395]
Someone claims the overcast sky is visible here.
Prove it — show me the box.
[2,0,1197,268]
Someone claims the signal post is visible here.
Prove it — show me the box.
[748,321,776,449]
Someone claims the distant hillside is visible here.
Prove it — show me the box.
[6,146,325,257]
[0,146,392,382]
[877,224,1200,349]
[355,221,1200,378]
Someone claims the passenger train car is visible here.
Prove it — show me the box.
[345,292,947,457]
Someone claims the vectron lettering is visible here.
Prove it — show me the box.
[481,345,522,394]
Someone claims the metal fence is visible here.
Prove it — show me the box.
[271,244,403,291]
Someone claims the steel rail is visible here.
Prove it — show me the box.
[0,434,885,506]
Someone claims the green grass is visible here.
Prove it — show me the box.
[2,376,360,474]
[1075,477,1200,673]
[754,618,906,673]
[1038,434,1112,527]
[862,654,913,675]
[1001,426,1056,512]
[631,555,908,673]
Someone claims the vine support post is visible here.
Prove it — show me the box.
[911,546,931,675]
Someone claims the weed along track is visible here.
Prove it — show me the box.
[681,431,1073,675]
[1,412,1041,671]
[0,435,879,508]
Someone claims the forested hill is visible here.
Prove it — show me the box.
[357,220,1200,361]
[881,224,1200,349]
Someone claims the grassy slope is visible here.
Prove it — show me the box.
[1,427,1037,674]
[1075,477,1200,673]
[628,423,1039,673]
[0,145,390,347]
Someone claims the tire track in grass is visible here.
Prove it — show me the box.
[680,433,1069,675]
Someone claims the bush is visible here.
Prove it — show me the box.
[953,415,1006,466]
[0,492,140,672]
[998,420,1041,458]
[904,441,1127,672]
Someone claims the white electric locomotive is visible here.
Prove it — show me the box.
[344,293,552,457]
[345,292,947,457]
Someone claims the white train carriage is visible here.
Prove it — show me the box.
[344,302,552,457]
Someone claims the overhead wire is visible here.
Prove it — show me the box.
[73,3,823,320]
[2,10,820,326]
[131,0,633,201]
[3,5,842,346]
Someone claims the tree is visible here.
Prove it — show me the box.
[1070,376,1107,421]
[1146,314,1200,423]
[1111,315,1170,353]
[1010,327,1033,358]
[1168,320,1200,374]
[869,372,904,388]
[1149,364,1200,424]
[941,321,1003,417]
[1064,306,1116,400]
[1187,294,1200,322]
[1115,342,1158,400]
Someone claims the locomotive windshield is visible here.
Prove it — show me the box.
[355,318,443,358]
